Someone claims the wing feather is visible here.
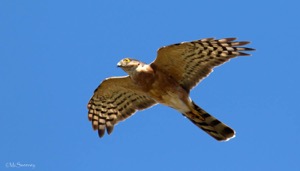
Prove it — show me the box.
[87,76,156,137]
[151,38,255,91]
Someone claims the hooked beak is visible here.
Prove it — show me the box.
[117,62,122,67]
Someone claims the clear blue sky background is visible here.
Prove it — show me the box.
[1,0,299,170]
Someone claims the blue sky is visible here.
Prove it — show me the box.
[1,0,299,170]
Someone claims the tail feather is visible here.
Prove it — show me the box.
[184,102,235,141]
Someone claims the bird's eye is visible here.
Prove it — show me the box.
[123,58,131,62]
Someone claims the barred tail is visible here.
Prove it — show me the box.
[184,102,235,141]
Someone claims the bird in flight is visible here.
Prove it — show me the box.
[87,37,254,141]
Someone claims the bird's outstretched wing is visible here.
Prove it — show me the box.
[87,76,156,137]
[151,38,254,91]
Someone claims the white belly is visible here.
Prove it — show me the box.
[161,92,190,113]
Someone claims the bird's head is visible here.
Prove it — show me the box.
[117,58,142,75]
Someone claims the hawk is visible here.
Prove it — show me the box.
[87,38,254,141]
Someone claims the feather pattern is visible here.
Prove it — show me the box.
[87,76,156,137]
[152,38,254,91]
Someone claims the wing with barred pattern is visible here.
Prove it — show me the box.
[151,38,254,91]
[87,76,156,137]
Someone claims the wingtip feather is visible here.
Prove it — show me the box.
[219,38,237,42]
[243,47,255,51]
[98,125,106,138]
[238,52,252,56]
